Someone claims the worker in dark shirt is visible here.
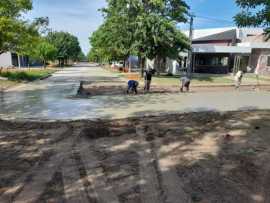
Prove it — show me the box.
[127,80,139,94]
[144,69,155,92]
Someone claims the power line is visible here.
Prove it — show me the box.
[195,15,234,24]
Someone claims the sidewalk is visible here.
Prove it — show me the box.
[91,68,270,96]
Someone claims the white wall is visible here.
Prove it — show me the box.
[0,52,12,67]
[147,58,180,75]
[166,59,180,75]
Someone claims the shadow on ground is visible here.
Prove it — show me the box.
[1,110,270,202]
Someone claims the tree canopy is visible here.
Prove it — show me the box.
[77,51,87,62]
[0,0,47,54]
[47,31,81,66]
[0,0,82,68]
[235,0,270,38]
[89,0,190,72]
[33,40,57,68]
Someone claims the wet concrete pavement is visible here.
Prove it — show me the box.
[1,63,270,121]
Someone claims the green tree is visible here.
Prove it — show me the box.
[0,0,46,55]
[47,31,81,66]
[101,0,139,66]
[76,51,87,62]
[34,40,57,68]
[88,48,101,62]
[90,0,190,75]
[133,12,190,75]
[235,0,270,37]
[89,22,127,63]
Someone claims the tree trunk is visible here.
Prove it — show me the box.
[141,57,146,78]
[28,57,30,70]
[138,55,144,78]
[61,58,64,67]
[155,56,161,76]
[43,60,46,69]
[129,58,132,73]
[123,59,126,70]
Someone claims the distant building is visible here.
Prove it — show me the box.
[0,52,44,68]
[147,27,270,74]
[0,52,29,68]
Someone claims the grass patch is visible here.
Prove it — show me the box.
[152,73,234,86]
[103,66,270,86]
[0,69,57,82]
[244,73,270,83]
[152,73,270,86]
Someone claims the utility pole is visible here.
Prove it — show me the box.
[187,14,195,77]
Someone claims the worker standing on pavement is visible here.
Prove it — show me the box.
[235,70,243,89]
[144,69,155,92]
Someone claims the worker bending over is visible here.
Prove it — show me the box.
[180,73,191,92]
[127,80,139,94]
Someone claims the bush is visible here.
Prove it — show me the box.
[0,69,56,81]
[166,72,174,76]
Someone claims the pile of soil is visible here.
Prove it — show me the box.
[76,80,270,97]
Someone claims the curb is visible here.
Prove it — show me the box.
[40,74,52,80]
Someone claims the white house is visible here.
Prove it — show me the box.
[0,52,29,68]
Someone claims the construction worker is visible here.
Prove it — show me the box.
[127,80,139,94]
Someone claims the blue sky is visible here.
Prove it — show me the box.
[27,0,240,54]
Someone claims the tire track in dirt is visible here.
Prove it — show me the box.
[153,138,191,203]
[61,149,90,203]
[262,171,270,203]
[260,150,270,202]
[86,125,145,203]
[139,124,192,203]
[10,127,80,203]
[136,126,163,203]
[0,126,71,203]
[37,171,65,203]
[74,135,120,203]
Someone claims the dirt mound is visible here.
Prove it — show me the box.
[76,80,270,97]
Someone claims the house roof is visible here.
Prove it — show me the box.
[183,27,264,41]
[192,44,252,54]
[193,29,236,42]
[183,27,235,40]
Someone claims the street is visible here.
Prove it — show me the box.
[2,64,270,202]
[1,63,270,121]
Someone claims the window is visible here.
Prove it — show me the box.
[221,57,229,66]
[210,57,229,66]
[210,57,219,66]
[195,55,229,66]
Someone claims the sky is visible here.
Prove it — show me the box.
[27,0,240,54]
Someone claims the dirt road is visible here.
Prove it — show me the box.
[1,110,270,202]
